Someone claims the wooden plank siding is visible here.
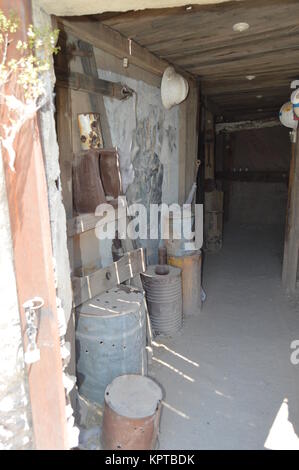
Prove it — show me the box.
[1,0,68,449]
[72,248,146,306]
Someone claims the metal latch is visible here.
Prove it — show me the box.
[23,297,44,365]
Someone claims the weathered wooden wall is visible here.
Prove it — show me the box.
[216,126,291,226]
[282,129,299,293]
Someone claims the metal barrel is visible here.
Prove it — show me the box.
[141,265,183,336]
[168,250,202,316]
[101,374,163,450]
[75,285,147,405]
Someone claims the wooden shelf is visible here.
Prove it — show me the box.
[67,206,124,237]
[56,68,128,101]
[72,248,146,307]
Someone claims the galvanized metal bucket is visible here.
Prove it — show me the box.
[76,285,147,405]
[141,265,183,336]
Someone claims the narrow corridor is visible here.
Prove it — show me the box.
[150,224,299,449]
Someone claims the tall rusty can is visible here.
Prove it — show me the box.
[101,375,163,450]
[168,250,202,315]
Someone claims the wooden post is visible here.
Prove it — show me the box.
[222,133,234,222]
[0,0,68,449]
[204,109,215,181]
[282,131,299,293]
[178,99,187,204]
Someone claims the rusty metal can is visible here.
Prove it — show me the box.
[168,250,202,315]
[101,374,163,450]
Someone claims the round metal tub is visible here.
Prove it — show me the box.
[141,265,182,336]
[101,374,163,450]
[76,285,147,405]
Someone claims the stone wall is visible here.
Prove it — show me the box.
[33,3,73,325]
[98,69,180,263]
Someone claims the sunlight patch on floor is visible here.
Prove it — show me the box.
[264,399,299,450]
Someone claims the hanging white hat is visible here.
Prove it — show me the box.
[291,88,299,118]
[161,66,189,110]
[279,101,297,129]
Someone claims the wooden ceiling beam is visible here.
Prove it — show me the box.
[101,0,298,30]
[202,79,296,96]
[215,117,280,134]
[94,0,299,118]
[142,23,299,56]
[156,29,299,63]
[177,48,299,73]
[94,5,189,27]
[57,17,196,81]
[223,105,279,115]
[222,112,278,122]
[107,1,299,48]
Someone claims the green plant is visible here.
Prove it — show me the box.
[0,10,60,170]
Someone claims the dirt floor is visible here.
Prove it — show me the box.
[149,223,299,450]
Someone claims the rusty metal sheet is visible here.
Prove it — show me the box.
[99,148,122,199]
[73,149,106,213]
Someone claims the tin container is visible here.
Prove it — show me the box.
[76,285,147,405]
[141,265,183,336]
[164,209,197,257]
[168,250,202,315]
[101,374,163,450]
